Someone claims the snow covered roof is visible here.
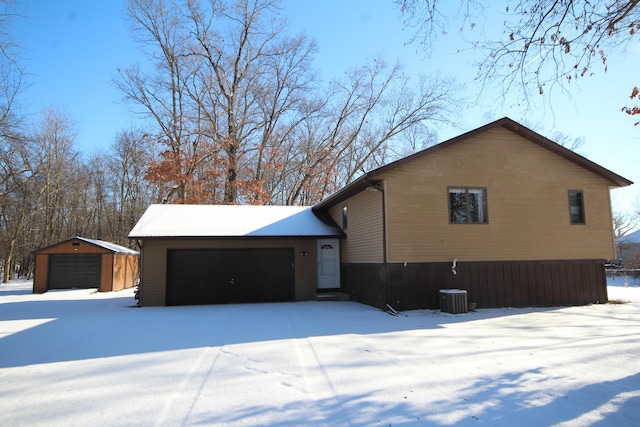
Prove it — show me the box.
[33,236,139,255]
[128,204,343,239]
[618,229,640,244]
[76,237,139,254]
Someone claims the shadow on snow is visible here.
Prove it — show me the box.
[0,287,559,369]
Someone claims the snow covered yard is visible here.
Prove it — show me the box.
[1,280,639,426]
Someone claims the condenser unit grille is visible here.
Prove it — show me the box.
[440,289,468,314]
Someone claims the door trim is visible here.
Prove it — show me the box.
[317,238,340,290]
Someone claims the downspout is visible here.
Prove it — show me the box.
[365,180,386,262]
[381,184,390,308]
[381,185,387,264]
[365,180,388,306]
[135,239,143,306]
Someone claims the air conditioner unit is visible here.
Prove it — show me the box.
[440,289,468,314]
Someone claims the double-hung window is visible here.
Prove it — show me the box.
[448,187,488,224]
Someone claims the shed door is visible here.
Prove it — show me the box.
[166,248,294,306]
[48,254,102,289]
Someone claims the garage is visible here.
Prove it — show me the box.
[166,248,294,305]
[48,254,102,289]
[32,236,139,293]
[128,204,344,306]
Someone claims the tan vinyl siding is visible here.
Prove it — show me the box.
[328,188,384,263]
[140,238,317,306]
[381,127,617,262]
[139,240,166,306]
[326,205,344,231]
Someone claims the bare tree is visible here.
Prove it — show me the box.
[105,129,157,245]
[120,0,460,206]
[0,0,24,139]
[613,209,638,240]
[397,1,640,105]
[278,61,457,205]
[28,107,80,246]
[119,0,321,204]
[547,131,585,153]
[520,118,586,153]
[2,123,160,280]
[0,134,31,282]
[183,0,320,204]
[117,0,213,204]
[0,0,26,282]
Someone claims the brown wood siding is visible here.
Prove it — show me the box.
[139,239,317,306]
[99,254,114,292]
[343,259,607,310]
[112,253,139,291]
[381,127,617,263]
[33,254,48,293]
[327,189,384,263]
[341,263,387,309]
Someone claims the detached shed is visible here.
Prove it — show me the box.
[617,229,640,268]
[33,237,139,293]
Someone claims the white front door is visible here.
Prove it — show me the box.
[317,239,340,289]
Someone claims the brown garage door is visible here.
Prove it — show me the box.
[166,248,295,306]
[48,254,102,289]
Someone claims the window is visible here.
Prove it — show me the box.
[342,205,348,229]
[568,190,585,224]
[448,187,488,223]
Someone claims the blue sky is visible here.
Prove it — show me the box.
[10,0,639,214]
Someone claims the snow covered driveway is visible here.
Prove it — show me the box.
[1,280,639,426]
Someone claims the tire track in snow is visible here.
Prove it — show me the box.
[289,307,353,426]
[153,346,223,427]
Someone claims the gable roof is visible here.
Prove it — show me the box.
[313,117,633,210]
[33,236,139,255]
[618,229,640,244]
[128,204,343,239]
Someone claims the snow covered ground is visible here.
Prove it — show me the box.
[1,279,639,426]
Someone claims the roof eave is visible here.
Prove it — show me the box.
[498,119,633,188]
[128,233,345,240]
[32,236,135,255]
[313,117,633,212]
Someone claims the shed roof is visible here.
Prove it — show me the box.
[618,229,640,244]
[33,236,139,255]
[313,117,633,210]
[128,204,343,239]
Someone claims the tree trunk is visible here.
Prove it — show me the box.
[224,144,238,204]
[2,240,15,283]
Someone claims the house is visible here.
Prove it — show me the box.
[128,205,344,305]
[617,229,640,268]
[313,117,632,310]
[33,236,139,293]
[130,117,632,309]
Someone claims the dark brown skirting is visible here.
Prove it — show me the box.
[341,259,607,311]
